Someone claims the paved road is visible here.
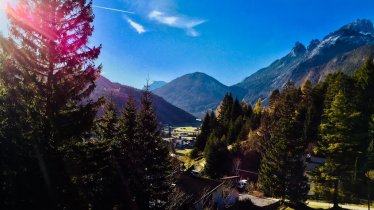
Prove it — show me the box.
[239,195,372,210]
[239,194,278,207]
[307,201,372,210]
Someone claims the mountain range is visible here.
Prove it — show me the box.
[153,19,374,116]
[94,19,374,123]
[235,19,374,103]
[90,76,197,126]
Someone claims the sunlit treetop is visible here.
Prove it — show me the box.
[1,0,103,141]
[4,0,101,100]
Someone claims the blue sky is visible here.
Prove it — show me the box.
[1,0,374,88]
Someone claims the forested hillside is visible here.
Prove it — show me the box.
[191,59,374,207]
[92,76,197,126]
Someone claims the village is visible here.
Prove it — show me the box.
[161,126,267,209]
[160,126,364,210]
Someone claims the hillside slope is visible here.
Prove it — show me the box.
[91,76,198,126]
[149,81,167,91]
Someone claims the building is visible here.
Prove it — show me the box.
[174,172,226,210]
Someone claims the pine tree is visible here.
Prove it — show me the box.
[367,118,374,210]
[0,42,8,206]
[355,58,374,157]
[135,86,172,209]
[323,72,356,110]
[227,121,236,144]
[366,115,374,178]
[241,99,253,119]
[208,111,223,138]
[259,135,288,198]
[227,116,244,144]
[355,58,374,114]
[218,92,233,126]
[96,100,119,140]
[64,138,123,209]
[369,115,374,172]
[0,0,101,208]
[204,134,231,178]
[253,111,274,154]
[253,98,263,115]
[3,0,102,142]
[116,95,138,208]
[258,82,308,204]
[314,90,361,207]
[237,118,251,141]
[269,89,280,109]
[231,98,242,120]
[194,112,211,152]
[252,98,264,129]
[301,80,318,143]
[117,95,137,163]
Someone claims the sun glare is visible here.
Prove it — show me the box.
[0,0,18,15]
[0,0,14,11]
[1,1,18,28]
[0,0,6,14]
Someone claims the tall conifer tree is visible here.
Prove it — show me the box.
[194,112,211,152]
[96,100,118,140]
[118,95,137,148]
[314,90,361,207]
[258,82,309,204]
[135,86,172,209]
[204,134,231,178]
[0,0,101,208]
[116,95,138,209]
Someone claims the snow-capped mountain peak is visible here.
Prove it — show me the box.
[235,19,374,104]
[290,42,306,57]
[339,19,374,34]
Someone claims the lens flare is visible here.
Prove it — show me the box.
[0,0,8,20]
[6,1,57,41]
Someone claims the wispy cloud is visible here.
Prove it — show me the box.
[94,1,206,37]
[127,18,146,34]
[93,5,147,35]
[148,10,206,37]
[93,5,134,14]
[122,0,206,37]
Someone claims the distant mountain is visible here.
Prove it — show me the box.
[91,76,198,126]
[149,81,167,91]
[153,72,246,118]
[105,19,374,118]
[235,19,374,104]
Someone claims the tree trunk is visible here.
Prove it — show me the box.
[369,180,371,210]
[333,180,339,208]
[33,143,55,204]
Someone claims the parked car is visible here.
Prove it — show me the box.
[237,180,248,189]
